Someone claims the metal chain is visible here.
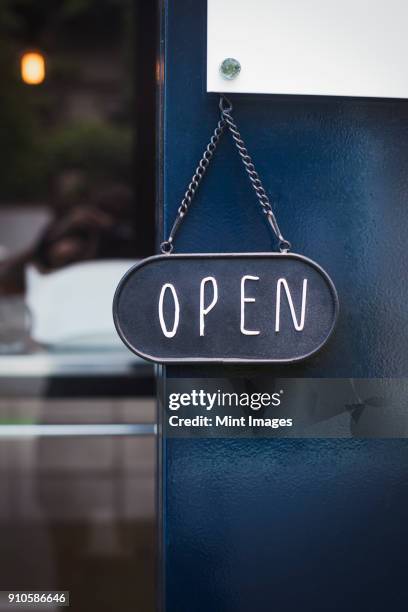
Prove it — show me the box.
[160,95,291,254]
[219,96,291,252]
[160,118,226,254]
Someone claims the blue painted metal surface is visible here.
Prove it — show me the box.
[161,1,408,609]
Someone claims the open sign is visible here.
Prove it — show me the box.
[113,253,338,364]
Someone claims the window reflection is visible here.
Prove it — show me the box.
[0,0,140,357]
[0,2,156,610]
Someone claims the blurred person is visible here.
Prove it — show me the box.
[0,184,137,297]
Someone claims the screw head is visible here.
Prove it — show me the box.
[220,58,241,80]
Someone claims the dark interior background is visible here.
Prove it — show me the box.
[0,2,157,611]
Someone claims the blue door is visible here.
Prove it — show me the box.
[160,1,408,610]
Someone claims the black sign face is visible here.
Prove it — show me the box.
[113,253,339,364]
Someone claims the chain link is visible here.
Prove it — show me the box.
[219,97,291,253]
[160,96,291,254]
[160,119,225,254]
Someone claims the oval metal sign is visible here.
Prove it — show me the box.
[113,253,339,364]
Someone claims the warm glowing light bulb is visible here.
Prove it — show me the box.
[21,52,46,85]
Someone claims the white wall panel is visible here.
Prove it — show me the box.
[207,0,408,98]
